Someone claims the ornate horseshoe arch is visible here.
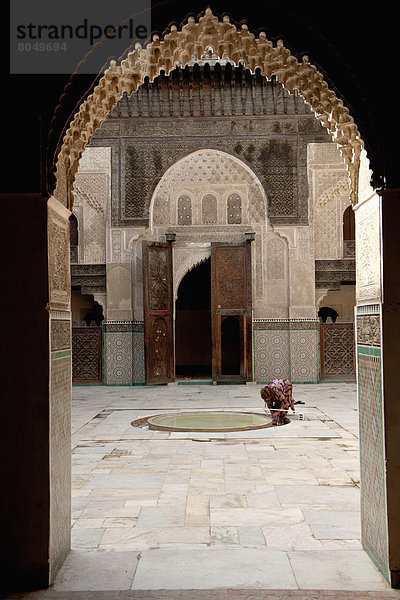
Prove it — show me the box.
[53,8,363,209]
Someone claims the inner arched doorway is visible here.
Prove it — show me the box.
[175,259,212,379]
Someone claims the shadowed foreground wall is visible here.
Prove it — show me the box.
[0,195,51,590]
[0,195,71,591]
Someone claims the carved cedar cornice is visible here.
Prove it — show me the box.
[54,8,363,209]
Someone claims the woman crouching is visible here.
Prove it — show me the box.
[260,378,295,426]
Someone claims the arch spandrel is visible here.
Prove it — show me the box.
[54,8,363,209]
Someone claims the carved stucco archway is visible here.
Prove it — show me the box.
[147,148,269,302]
[149,148,268,230]
[53,8,363,209]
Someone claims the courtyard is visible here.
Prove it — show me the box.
[7,382,400,599]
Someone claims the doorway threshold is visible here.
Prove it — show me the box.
[177,379,213,385]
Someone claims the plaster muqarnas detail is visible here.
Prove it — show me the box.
[53,8,363,210]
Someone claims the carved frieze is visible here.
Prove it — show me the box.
[48,197,71,311]
[267,237,285,280]
[357,314,381,347]
[315,259,355,289]
[177,195,192,225]
[103,321,144,333]
[227,193,242,224]
[71,264,106,293]
[355,195,382,304]
[202,194,218,224]
[72,172,108,264]
[51,320,72,351]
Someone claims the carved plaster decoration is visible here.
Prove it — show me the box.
[314,178,352,260]
[358,149,374,204]
[77,146,111,174]
[266,236,286,281]
[48,197,71,311]
[316,289,330,310]
[227,193,242,224]
[54,9,363,210]
[72,172,108,264]
[111,229,122,263]
[173,246,211,301]
[254,233,264,298]
[296,227,313,260]
[355,193,382,304]
[202,194,218,225]
[150,149,266,231]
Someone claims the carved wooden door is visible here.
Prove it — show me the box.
[320,322,355,379]
[143,241,174,384]
[211,243,253,382]
[72,326,103,383]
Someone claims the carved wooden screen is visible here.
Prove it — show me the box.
[142,242,174,384]
[320,322,355,379]
[72,326,102,383]
[211,243,252,382]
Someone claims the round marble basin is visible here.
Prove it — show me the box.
[146,411,272,432]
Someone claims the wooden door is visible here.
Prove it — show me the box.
[72,326,102,383]
[211,243,253,382]
[142,241,174,384]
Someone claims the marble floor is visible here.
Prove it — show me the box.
[9,382,400,598]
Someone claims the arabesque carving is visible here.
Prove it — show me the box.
[54,9,363,208]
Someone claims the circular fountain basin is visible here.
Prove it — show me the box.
[146,411,272,432]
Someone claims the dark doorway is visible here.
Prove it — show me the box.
[221,316,241,375]
[343,205,355,258]
[175,258,212,378]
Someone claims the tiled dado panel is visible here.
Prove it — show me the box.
[49,347,71,582]
[253,320,319,383]
[103,322,145,385]
[357,345,389,581]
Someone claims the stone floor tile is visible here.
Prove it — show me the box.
[288,550,390,590]
[184,515,210,526]
[80,505,142,518]
[210,494,247,509]
[71,528,104,548]
[135,505,185,527]
[99,526,210,548]
[186,494,210,516]
[210,507,304,527]
[262,522,323,551]
[52,549,139,591]
[131,547,298,589]
[210,526,240,545]
[245,491,281,508]
[303,509,361,540]
[102,518,138,528]
[237,526,266,546]
[72,518,105,529]
[275,485,359,506]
